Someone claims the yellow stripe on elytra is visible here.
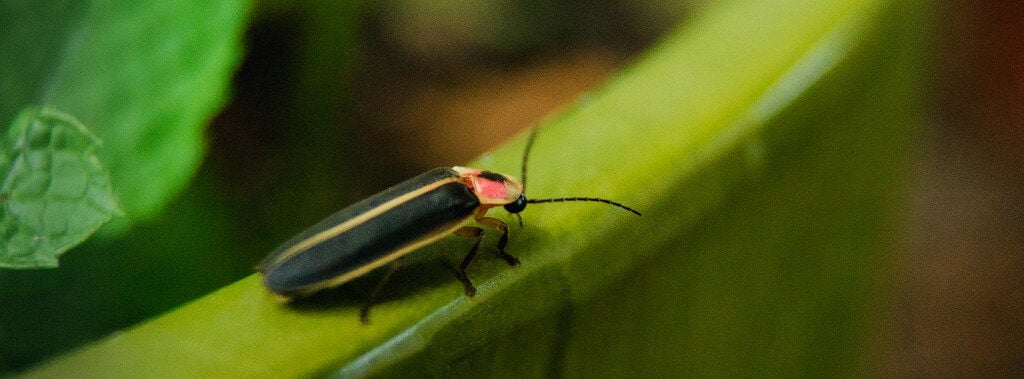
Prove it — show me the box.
[270,177,463,267]
[287,220,469,297]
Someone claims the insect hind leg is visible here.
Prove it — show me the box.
[360,260,399,324]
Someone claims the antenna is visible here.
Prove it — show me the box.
[512,128,539,228]
[520,127,539,192]
[527,197,642,216]
[512,127,641,227]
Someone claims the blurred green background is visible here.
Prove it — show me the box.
[1,0,1021,376]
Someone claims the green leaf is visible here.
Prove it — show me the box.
[25,0,930,375]
[0,107,118,268]
[0,0,250,224]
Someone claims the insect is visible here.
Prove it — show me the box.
[259,128,640,323]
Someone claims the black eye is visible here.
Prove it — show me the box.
[504,194,527,213]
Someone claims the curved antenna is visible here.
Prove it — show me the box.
[527,197,642,216]
[512,128,540,229]
[520,128,539,192]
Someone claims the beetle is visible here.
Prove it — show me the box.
[259,128,640,322]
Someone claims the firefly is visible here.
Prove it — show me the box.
[259,128,640,322]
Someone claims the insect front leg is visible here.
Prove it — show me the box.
[453,226,484,296]
[477,217,520,267]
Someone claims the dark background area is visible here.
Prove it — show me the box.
[892,1,1024,375]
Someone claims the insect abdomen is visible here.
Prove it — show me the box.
[261,168,480,296]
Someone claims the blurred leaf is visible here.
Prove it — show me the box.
[26,0,929,376]
[0,1,371,372]
[0,0,250,225]
[0,0,87,126]
[0,107,118,268]
[0,163,252,373]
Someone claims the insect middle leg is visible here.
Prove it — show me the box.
[453,220,521,297]
[453,226,485,296]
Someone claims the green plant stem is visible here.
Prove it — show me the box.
[25,0,929,376]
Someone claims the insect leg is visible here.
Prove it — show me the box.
[360,260,399,324]
[453,226,484,296]
[478,217,520,267]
